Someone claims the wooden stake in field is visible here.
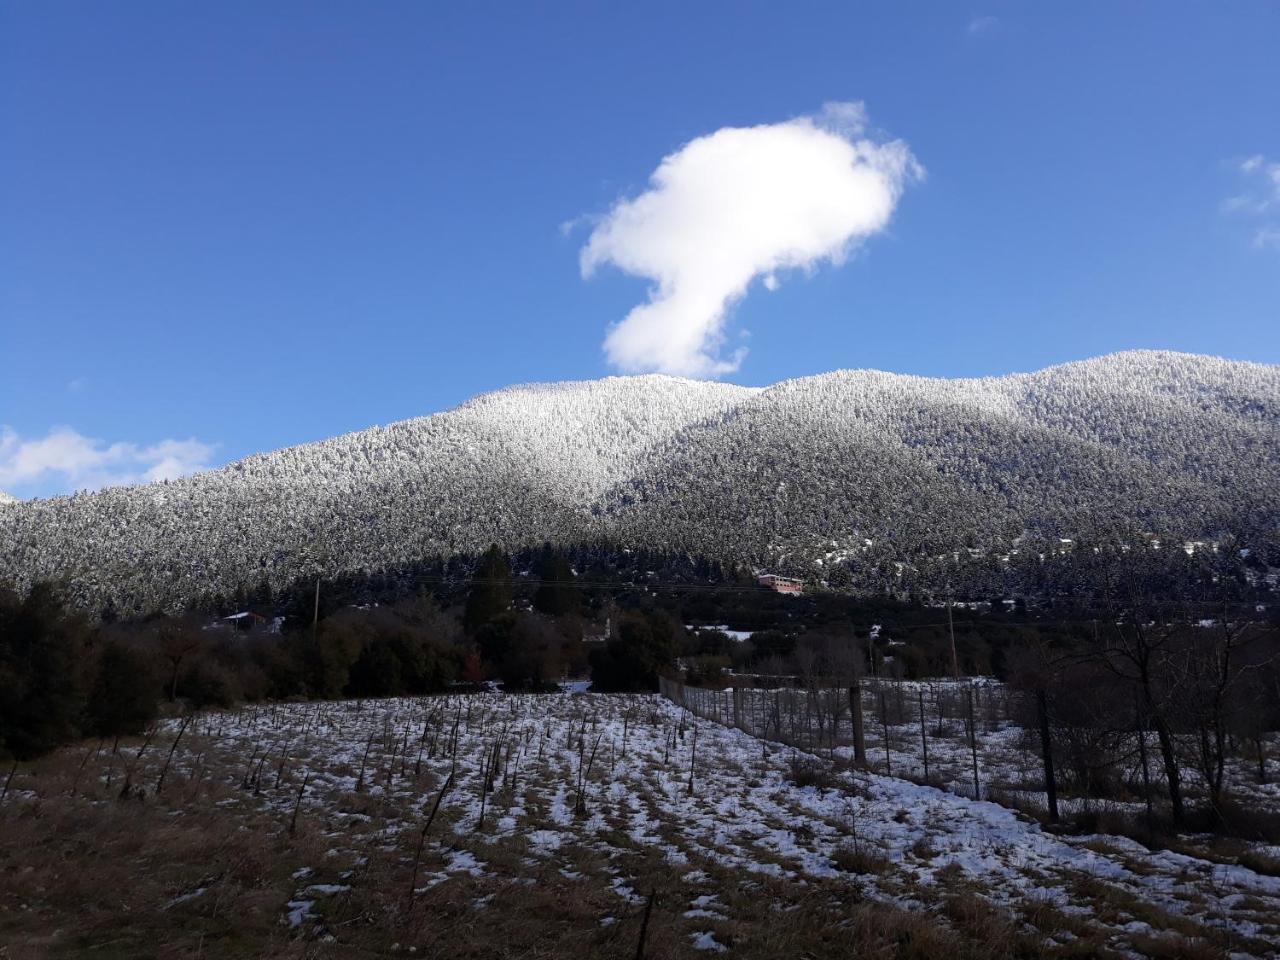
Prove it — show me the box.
[408,772,454,903]
[70,741,98,797]
[119,728,157,800]
[477,741,498,831]
[355,733,375,792]
[879,686,892,777]
[687,724,698,796]
[288,769,312,838]
[415,715,431,775]
[910,689,925,782]
[275,742,291,791]
[0,759,16,806]
[156,714,192,796]
[251,749,270,796]
[634,888,656,960]
[966,683,980,800]
[575,733,603,815]
[239,742,261,790]
[449,704,462,779]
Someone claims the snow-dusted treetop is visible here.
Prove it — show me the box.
[1,351,1276,610]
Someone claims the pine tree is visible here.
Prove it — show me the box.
[464,545,512,635]
[533,548,579,616]
[85,642,159,738]
[0,584,90,761]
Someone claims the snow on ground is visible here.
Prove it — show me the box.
[171,693,1280,957]
[695,625,755,642]
[676,678,1280,817]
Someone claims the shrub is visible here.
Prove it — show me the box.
[786,755,841,791]
[179,658,238,709]
[832,843,890,875]
[85,642,159,738]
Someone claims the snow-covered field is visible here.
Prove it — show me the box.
[178,694,1280,954]
[668,677,1280,819]
[3,691,1279,957]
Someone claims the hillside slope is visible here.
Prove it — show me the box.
[1,351,1276,610]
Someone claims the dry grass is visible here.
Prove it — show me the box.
[1,695,1276,960]
[0,708,975,960]
[784,754,843,792]
[831,842,891,875]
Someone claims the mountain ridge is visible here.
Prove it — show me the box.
[1,350,1277,611]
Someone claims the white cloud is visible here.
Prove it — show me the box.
[967,15,1001,36]
[579,102,922,377]
[1224,154,1280,251]
[1240,154,1280,205]
[1256,226,1280,251]
[0,426,216,499]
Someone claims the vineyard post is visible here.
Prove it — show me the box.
[967,683,980,800]
[918,689,929,782]
[1036,688,1058,823]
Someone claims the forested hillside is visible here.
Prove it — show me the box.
[1,351,1276,612]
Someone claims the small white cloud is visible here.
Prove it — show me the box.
[1220,195,1264,215]
[967,15,1001,36]
[1255,226,1280,251]
[580,101,921,377]
[1228,155,1280,209]
[0,426,216,498]
[1223,154,1280,252]
[559,213,594,237]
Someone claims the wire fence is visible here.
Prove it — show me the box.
[659,674,1030,801]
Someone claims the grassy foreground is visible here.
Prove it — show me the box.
[2,693,1277,959]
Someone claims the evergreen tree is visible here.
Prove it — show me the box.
[533,548,579,616]
[85,642,159,738]
[0,583,90,761]
[464,545,512,634]
[589,613,677,692]
[475,613,516,670]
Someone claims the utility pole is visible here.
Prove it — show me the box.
[312,577,321,643]
[947,586,961,679]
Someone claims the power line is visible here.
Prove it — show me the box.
[330,571,1271,606]
[295,572,1272,624]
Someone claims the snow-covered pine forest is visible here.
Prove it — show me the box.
[1,350,1277,611]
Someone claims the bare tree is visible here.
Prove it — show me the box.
[155,619,202,702]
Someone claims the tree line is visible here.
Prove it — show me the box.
[0,545,684,769]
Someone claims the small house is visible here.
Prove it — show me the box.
[757,573,804,596]
[221,611,269,632]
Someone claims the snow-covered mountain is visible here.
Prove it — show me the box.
[0,491,16,506]
[1,351,1276,610]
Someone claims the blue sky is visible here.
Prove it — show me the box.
[2,2,1278,498]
